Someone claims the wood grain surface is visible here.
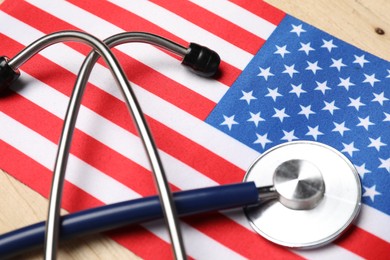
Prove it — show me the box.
[1,0,389,259]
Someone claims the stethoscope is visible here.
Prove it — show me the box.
[0,31,362,259]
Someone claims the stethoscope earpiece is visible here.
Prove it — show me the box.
[182,42,221,77]
[0,56,20,94]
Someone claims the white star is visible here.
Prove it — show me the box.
[368,137,386,151]
[384,112,390,122]
[315,81,331,94]
[322,100,339,115]
[272,108,290,122]
[274,45,290,58]
[299,42,315,55]
[299,105,315,119]
[290,24,306,36]
[348,97,365,111]
[257,67,274,80]
[332,121,350,136]
[290,83,306,98]
[306,125,323,140]
[240,90,257,104]
[387,69,390,78]
[363,185,381,202]
[281,130,299,142]
[353,54,369,68]
[306,61,322,74]
[330,58,346,71]
[220,115,238,130]
[341,142,359,157]
[321,39,337,52]
[338,77,355,90]
[253,133,272,149]
[372,92,389,105]
[379,157,390,172]
[283,64,299,78]
[354,163,371,179]
[357,116,375,130]
[363,73,380,87]
[266,87,282,101]
[247,112,265,127]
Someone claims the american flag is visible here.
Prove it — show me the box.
[0,0,389,259]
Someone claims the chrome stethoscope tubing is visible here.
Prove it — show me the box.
[48,32,192,260]
[49,31,219,260]
[4,31,204,260]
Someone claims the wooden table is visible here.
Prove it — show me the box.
[1,0,389,259]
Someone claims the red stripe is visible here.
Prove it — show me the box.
[0,141,174,258]
[336,225,390,259]
[1,2,217,120]
[149,0,265,55]
[66,0,241,86]
[229,0,286,25]
[0,141,53,206]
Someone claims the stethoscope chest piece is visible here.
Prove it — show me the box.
[244,141,362,249]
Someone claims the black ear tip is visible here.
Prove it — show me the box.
[0,56,20,94]
[181,43,221,77]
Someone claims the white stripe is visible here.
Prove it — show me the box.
[107,0,253,70]
[190,0,276,40]
[11,4,228,103]
[0,113,245,259]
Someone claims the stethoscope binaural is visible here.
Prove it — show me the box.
[0,31,362,259]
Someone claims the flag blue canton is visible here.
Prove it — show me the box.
[206,15,390,215]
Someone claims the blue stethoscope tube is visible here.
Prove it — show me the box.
[0,182,258,258]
